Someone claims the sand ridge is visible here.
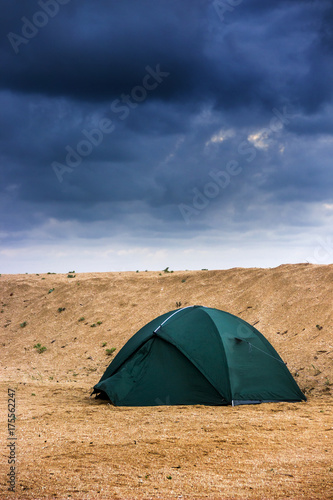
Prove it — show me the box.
[0,264,332,498]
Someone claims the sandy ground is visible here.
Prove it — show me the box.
[0,264,332,499]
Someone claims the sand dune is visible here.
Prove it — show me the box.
[0,264,332,499]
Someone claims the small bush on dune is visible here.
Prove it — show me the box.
[106,348,116,356]
[34,343,47,354]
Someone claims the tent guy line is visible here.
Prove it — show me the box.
[234,338,287,365]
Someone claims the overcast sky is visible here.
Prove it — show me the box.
[1,0,333,273]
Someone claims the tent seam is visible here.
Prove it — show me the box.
[201,307,233,402]
[157,312,229,402]
[155,335,227,404]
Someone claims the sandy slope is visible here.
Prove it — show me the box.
[0,264,332,499]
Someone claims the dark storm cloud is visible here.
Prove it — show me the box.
[2,0,210,102]
[1,0,333,252]
[2,0,331,112]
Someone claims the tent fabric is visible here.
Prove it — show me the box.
[93,305,306,406]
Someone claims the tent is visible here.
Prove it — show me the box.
[93,305,306,406]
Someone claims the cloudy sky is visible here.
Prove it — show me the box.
[1,0,333,273]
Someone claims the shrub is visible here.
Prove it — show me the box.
[78,317,85,322]
[106,348,116,355]
[20,321,27,328]
[34,343,47,354]
[58,307,66,313]
[163,267,170,273]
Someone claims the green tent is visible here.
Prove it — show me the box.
[93,306,306,406]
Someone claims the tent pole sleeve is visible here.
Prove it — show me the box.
[153,306,195,333]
